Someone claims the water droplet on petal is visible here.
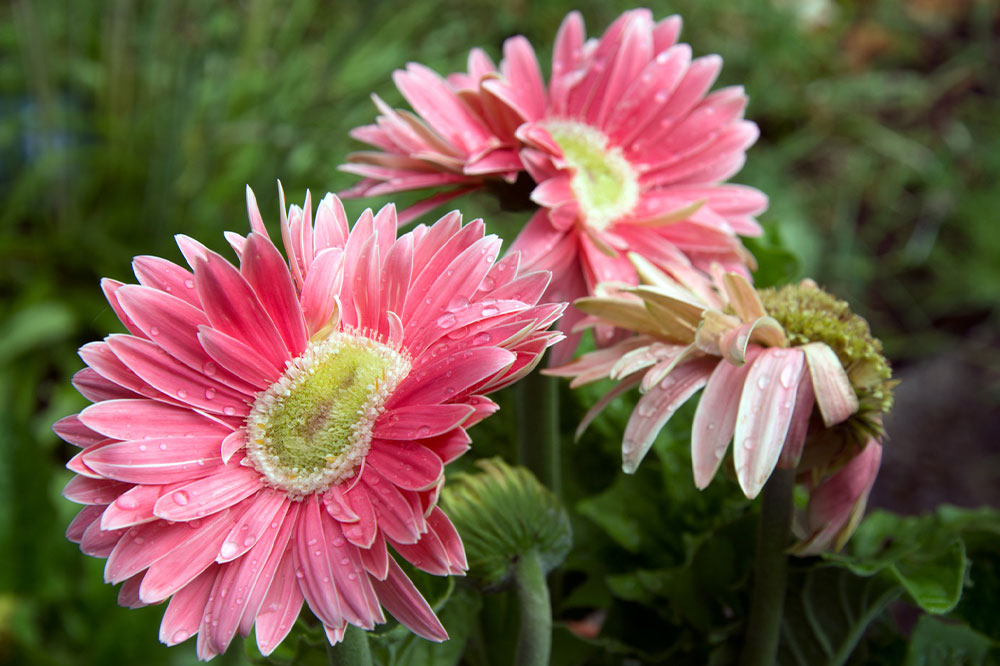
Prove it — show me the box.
[223,406,236,416]
[480,277,495,290]
[757,376,769,390]
[204,387,216,400]
[115,495,138,510]
[779,364,797,389]
[203,362,217,376]
[176,388,189,399]
[447,295,469,312]
[473,332,492,345]
[436,313,457,329]
[243,536,255,547]
[173,491,190,506]
[417,425,431,437]
[219,541,239,559]
[742,437,754,451]
[481,305,500,317]
[172,630,189,643]
[184,279,195,289]
[149,326,160,336]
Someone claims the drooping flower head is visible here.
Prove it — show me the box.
[548,254,894,553]
[55,186,565,659]
[343,10,768,362]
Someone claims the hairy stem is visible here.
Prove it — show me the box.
[740,468,796,666]
[513,549,552,666]
[326,623,372,666]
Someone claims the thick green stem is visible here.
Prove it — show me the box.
[740,468,796,666]
[326,623,372,666]
[513,549,552,666]
[515,370,561,499]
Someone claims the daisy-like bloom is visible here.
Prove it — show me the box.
[548,254,894,550]
[343,10,768,361]
[55,187,565,660]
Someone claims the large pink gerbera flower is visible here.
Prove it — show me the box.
[498,9,767,356]
[342,10,767,362]
[55,187,564,660]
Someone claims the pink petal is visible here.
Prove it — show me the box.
[105,335,249,416]
[691,349,758,489]
[217,488,288,563]
[80,518,124,557]
[159,565,218,646]
[338,484,378,549]
[371,557,448,642]
[82,436,224,484]
[241,233,309,357]
[153,465,262,522]
[622,358,715,473]
[360,468,422,545]
[104,508,232,584]
[365,440,444,492]
[253,545,304,655]
[72,367,140,402]
[79,340,178,405]
[778,372,815,470]
[240,501,299,638]
[101,483,182,530]
[67,504,103,542]
[53,414,105,448]
[733,348,806,499]
[300,248,345,336]
[79,399,229,441]
[388,347,515,409]
[132,256,201,308]
[802,342,859,427]
[102,278,147,338]
[197,325,280,391]
[118,572,147,608]
[374,404,474,440]
[193,250,290,370]
[63,476,131,505]
[139,508,236,603]
[314,193,350,253]
[294,496,344,628]
[427,506,467,572]
[360,532,390,580]
[320,510,383,629]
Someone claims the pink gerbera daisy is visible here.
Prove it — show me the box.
[548,255,893,552]
[342,10,767,362]
[55,187,564,659]
[499,9,768,356]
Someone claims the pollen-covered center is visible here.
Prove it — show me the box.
[759,281,895,434]
[245,333,411,499]
[546,121,639,232]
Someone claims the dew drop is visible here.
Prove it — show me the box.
[172,630,189,643]
[203,361,217,376]
[757,376,769,390]
[347,572,357,580]
[706,423,716,431]
[223,406,236,416]
[204,387,216,400]
[173,491,190,506]
[115,495,138,510]
[159,442,167,451]
[150,326,160,336]
[481,305,500,317]
[219,541,239,559]
[333,537,345,547]
[436,313,457,329]
[176,388,189,399]
[473,332,492,345]
[295,568,305,579]
[138,444,147,452]
[742,438,754,451]
[340,557,350,566]
[243,536,255,547]
[779,365,797,389]
[447,295,469,312]
[480,277,495,290]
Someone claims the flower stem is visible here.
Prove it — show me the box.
[740,468,796,666]
[515,371,561,499]
[513,549,552,666]
[325,624,372,666]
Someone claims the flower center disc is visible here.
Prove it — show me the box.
[546,121,639,232]
[245,333,411,498]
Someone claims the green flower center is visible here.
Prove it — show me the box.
[546,121,639,232]
[759,281,895,433]
[244,333,410,498]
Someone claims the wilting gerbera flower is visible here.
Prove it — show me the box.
[342,10,767,362]
[55,187,565,659]
[548,254,893,551]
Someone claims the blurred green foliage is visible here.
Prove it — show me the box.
[2,0,998,664]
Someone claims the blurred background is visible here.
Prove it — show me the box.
[1,0,998,663]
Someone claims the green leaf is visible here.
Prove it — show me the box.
[777,565,902,666]
[821,506,1000,614]
[904,615,996,666]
